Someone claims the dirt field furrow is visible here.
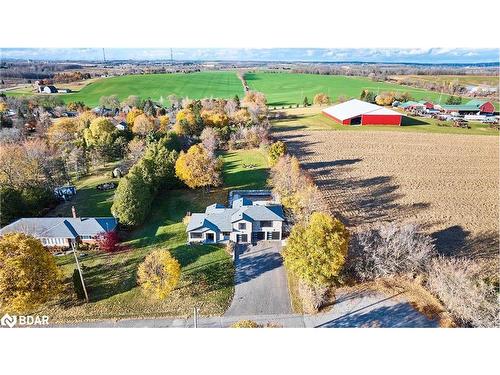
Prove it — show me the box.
[276,130,499,259]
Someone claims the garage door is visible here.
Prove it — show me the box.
[236,234,248,243]
[252,232,265,242]
[267,232,280,240]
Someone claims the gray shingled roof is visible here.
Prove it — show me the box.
[0,217,118,238]
[186,200,284,233]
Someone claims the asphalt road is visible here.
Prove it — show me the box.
[224,241,292,316]
[50,289,438,328]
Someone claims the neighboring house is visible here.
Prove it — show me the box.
[0,214,118,248]
[115,121,127,131]
[399,101,426,111]
[186,197,284,244]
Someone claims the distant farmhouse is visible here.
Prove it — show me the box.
[322,99,404,126]
[0,209,117,248]
[36,83,71,94]
[39,85,58,94]
[186,197,284,244]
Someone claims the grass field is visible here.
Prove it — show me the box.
[245,72,471,107]
[35,149,269,322]
[6,70,497,110]
[271,106,499,136]
[49,71,243,107]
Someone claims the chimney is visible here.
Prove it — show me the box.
[71,206,77,219]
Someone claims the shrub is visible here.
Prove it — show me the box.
[231,320,260,328]
[349,224,435,281]
[137,250,181,299]
[225,241,235,256]
[95,231,120,253]
[298,279,330,314]
[426,257,499,328]
[267,141,287,166]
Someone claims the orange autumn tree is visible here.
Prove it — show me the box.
[175,144,223,189]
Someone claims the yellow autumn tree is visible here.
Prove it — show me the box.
[201,109,229,128]
[126,108,144,126]
[283,212,349,287]
[0,233,62,313]
[313,93,331,105]
[158,115,170,133]
[375,92,396,106]
[267,141,287,166]
[0,102,7,113]
[137,250,181,299]
[47,118,78,150]
[175,144,223,189]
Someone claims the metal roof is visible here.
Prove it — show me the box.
[323,99,401,120]
[0,217,118,238]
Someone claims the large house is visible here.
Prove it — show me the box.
[0,216,118,248]
[186,197,284,244]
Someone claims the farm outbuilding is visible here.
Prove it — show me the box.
[442,99,496,115]
[322,99,404,126]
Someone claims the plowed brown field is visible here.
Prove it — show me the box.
[276,130,499,259]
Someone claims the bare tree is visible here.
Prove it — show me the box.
[200,127,219,156]
[348,224,435,281]
[426,257,499,328]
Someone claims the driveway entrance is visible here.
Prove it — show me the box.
[225,241,292,316]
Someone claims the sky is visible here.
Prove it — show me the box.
[1,48,498,64]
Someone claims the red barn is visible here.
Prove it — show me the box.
[322,99,403,126]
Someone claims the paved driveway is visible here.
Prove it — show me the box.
[224,241,292,316]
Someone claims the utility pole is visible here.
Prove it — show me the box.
[72,242,89,302]
[193,307,199,328]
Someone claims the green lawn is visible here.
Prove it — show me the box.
[27,71,244,107]
[35,149,269,322]
[245,72,495,107]
[271,106,500,136]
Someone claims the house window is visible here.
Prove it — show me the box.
[81,235,92,240]
[191,232,203,239]
[238,223,246,230]
[222,232,231,237]
[260,221,272,228]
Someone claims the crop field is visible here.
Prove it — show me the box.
[391,75,499,87]
[55,71,243,107]
[245,72,466,106]
[275,130,499,260]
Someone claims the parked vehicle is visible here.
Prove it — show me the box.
[482,117,499,124]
